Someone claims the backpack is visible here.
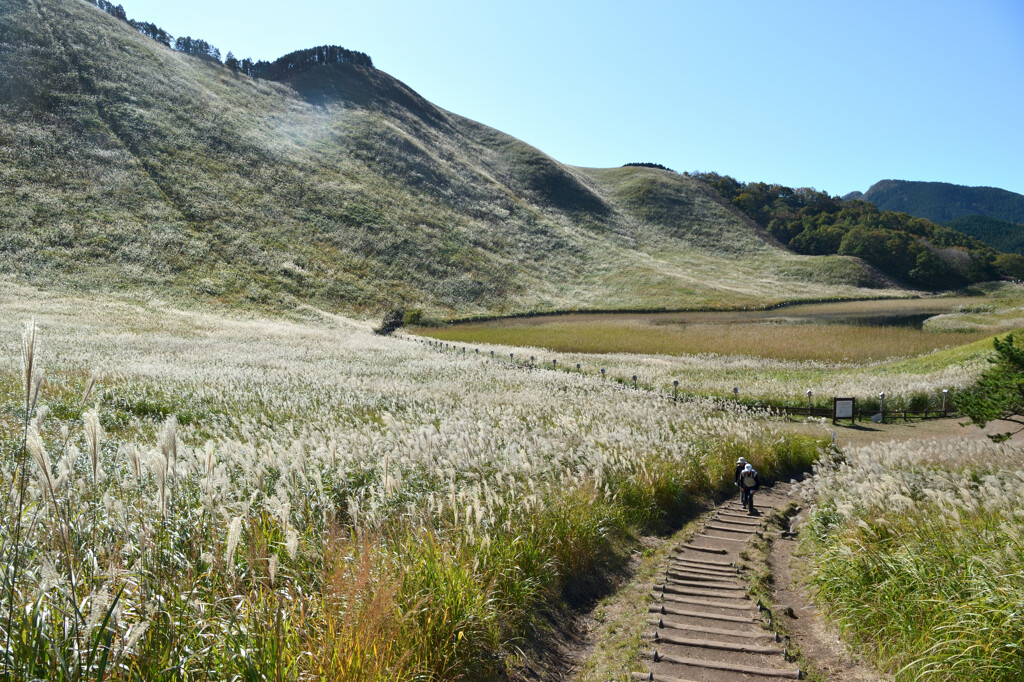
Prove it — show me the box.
[741,471,757,487]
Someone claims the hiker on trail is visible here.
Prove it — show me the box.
[733,457,746,486]
[739,463,759,512]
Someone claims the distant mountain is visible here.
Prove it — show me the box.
[849,180,1024,225]
[842,180,1024,257]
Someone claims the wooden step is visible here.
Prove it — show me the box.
[647,617,775,640]
[649,603,759,624]
[649,630,783,655]
[656,583,748,600]
[669,551,734,566]
[650,592,752,611]
[643,650,802,678]
[705,523,756,534]
[695,533,749,543]
[664,569,741,586]
[677,544,728,555]
[667,565,741,581]
[669,558,738,573]
[661,576,746,591]
[719,511,763,521]
[714,516,762,526]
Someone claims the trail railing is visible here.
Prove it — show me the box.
[399,335,958,423]
[779,406,957,422]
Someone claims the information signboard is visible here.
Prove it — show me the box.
[833,397,855,423]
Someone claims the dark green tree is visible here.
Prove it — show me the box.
[908,249,951,288]
[958,333,1024,441]
[374,308,406,336]
[995,253,1024,279]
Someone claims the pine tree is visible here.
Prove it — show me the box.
[958,332,1024,441]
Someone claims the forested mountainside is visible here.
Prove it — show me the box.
[850,179,1024,225]
[696,174,1024,286]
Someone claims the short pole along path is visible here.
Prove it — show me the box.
[631,483,802,681]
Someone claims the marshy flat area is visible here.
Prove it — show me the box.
[418,297,993,362]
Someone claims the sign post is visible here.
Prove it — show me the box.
[833,397,856,425]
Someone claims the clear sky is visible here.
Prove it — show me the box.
[130,0,1024,196]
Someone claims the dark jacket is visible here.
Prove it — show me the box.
[738,469,759,491]
[734,464,746,484]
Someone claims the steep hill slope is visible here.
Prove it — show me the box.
[850,180,1024,225]
[0,0,894,316]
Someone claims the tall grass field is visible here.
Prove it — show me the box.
[0,285,821,679]
[798,439,1024,680]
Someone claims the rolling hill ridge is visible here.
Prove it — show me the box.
[0,0,916,315]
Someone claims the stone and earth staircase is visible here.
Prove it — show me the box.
[631,483,803,681]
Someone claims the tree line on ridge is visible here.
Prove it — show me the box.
[84,0,373,78]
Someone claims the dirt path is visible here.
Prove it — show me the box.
[626,484,802,681]
[569,483,885,681]
[780,414,1022,447]
[763,509,884,682]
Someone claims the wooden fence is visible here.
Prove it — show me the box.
[778,406,957,422]
[403,336,957,423]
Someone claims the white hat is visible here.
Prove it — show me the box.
[744,464,753,472]
[737,457,746,464]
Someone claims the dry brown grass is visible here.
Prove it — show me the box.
[310,534,416,681]
[420,318,991,362]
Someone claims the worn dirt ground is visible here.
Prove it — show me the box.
[764,507,885,682]
[781,414,1022,446]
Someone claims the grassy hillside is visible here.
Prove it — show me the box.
[0,0,898,316]
[855,179,1024,225]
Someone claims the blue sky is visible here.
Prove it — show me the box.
[132,0,1024,196]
